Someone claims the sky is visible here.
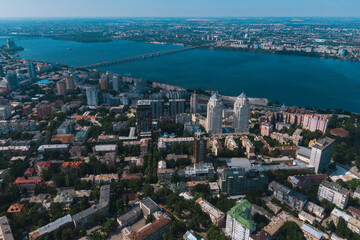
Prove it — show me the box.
[1,0,360,18]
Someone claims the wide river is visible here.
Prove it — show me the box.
[3,37,360,112]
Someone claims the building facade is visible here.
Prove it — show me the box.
[206,94,223,135]
[317,181,349,210]
[310,137,335,173]
[233,93,250,133]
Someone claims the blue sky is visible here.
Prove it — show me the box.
[1,0,360,18]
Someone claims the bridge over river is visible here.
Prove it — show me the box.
[77,47,193,69]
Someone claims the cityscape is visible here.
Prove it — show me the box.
[0,1,360,240]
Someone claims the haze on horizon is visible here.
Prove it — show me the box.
[1,0,360,18]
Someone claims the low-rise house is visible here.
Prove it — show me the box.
[24,168,35,177]
[209,182,220,197]
[354,188,360,200]
[95,174,119,184]
[298,211,316,224]
[196,198,225,227]
[34,161,51,175]
[184,163,214,181]
[69,145,86,157]
[7,204,25,218]
[348,206,360,220]
[121,172,143,181]
[60,161,83,173]
[225,136,238,151]
[306,202,325,220]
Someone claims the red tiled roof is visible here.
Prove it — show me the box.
[35,161,52,169]
[349,206,360,216]
[61,161,83,169]
[121,172,143,180]
[7,203,24,213]
[14,177,43,185]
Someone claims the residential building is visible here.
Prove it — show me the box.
[169,99,185,117]
[233,93,250,133]
[136,100,152,134]
[0,105,11,120]
[157,137,193,150]
[57,120,73,135]
[35,161,51,175]
[193,132,207,163]
[354,188,360,199]
[117,206,143,229]
[60,161,83,173]
[302,114,329,134]
[26,60,37,82]
[86,86,99,106]
[348,206,360,220]
[287,174,327,189]
[306,202,325,220]
[241,136,255,159]
[65,76,75,90]
[190,91,197,114]
[5,72,18,90]
[310,137,335,173]
[196,198,225,227]
[184,163,214,180]
[38,144,69,152]
[0,216,14,240]
[301,223,325,240]
[218,169,268,195]
[298,211,316,224]
[209,182,220,197]
[121,211,171,240]
[36,103,52,119]
[260,122,273,136]
[13,177,44,190]
[29,215,73,240]
[56,81,66,95]
[317,180,349,210]
[268,181,307,211]
[225,199,256,240]
[206,93,223,135]
[140,197,160,217]
[225,136,238,151]
[211,137,223,156]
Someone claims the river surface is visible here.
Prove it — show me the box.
[2,36,360,112]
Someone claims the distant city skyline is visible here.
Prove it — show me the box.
[1,0,360,18]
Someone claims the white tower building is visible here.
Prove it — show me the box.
[233,93,250,133]
[206,93,223,135]
[86,86,99,106]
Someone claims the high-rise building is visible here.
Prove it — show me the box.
[26,60,37,82]
[112,74,122,92]
[136,100,153,134]
[318,181,349,210]
[5,72,18,90]
[233,93,250,133]
[218,169,268,195]
[225,200,256,240]
[168,99,185,117]
[206,94,223,135]
[0,65,4,77]
[36,104,52,119]
[65,76,75,90]
[193,132,207,163]
[99,76,109,90]
[86,87,99,106]
[190,91,197,114]
[309,137,335,173]
[0,105,12,120]
[56,81,66,95]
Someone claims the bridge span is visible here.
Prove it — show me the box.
[77,47,193,69]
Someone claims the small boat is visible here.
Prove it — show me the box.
[67,48,71,50]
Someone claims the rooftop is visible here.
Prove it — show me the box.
[320,180,350,195]
[227,199,255,229]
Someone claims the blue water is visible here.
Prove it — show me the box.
[3,37,360,112]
